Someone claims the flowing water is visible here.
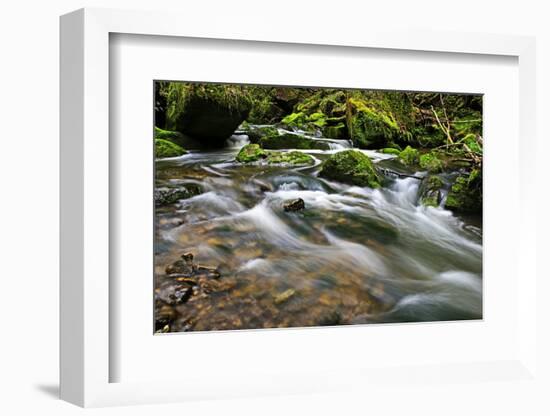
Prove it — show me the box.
[155,130,482,332]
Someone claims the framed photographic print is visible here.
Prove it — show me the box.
[60,7,541,409]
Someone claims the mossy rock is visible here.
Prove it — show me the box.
[236,145,314,166]
[419,175,444,207]
[281,112,308,128]
[267,151,314,166]
[236,144,268,163]
[379,148,401,156]
[445,169,482,213]
[399,146,420,166]
[155,184,202,206]
[244,126,279,143]
[259,133,330,150]
[419,151,444,172]
[154,126,185,142]
[348,98,401,149]
[319,150,381,188]
[155,139,187,158]
[166,83,252,146]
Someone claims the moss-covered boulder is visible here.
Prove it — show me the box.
[399,146,420,166]
[319,150,381,188]
[267,151,314,166]
[155,139,187,158]
[419,175,444,207]
[259,133,330,150]
[347,98,402,149]
[235,144,267,163]
[243,125,279,143]
[445,169,482,213]
[166,83,252,146]
[236,144,314,166]
[154,126,185,142]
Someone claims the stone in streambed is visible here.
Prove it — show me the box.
[259,133,330,150]
[283,198,305,212]
[236,144,268,163]
[319,150,381,188]
[274,289,296,305]
[155,184,202,206]
[445,169,482,213]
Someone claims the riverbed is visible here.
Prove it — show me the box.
[155,130,482,332]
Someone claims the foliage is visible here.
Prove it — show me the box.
[445,169,482,213]
[259,133,330,150]
[419,152,444,173]
[399,146,420,166]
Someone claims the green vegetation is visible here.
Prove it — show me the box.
[155,139,187,158]
[399,146,420,166]
[236,144,314,166]
[259,133,330,150]
[236,144,267,163]
[419,151,444,173]
[445,169,482,213]
[319,150,381,188]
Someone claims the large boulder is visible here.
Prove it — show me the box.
[319,150,381,188]
[167,84,252,147]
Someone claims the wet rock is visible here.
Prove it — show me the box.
[259,132,329,150]
[155,184,202,206]
[283,198,305,212]
[157,282,193,305]
[319,150,381,188]
[266,151,314,166]
[236,144,268,163]
[419,175,444,207]
[165,259,194,276]
[274,288,296,305]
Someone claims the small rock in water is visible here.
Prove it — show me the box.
[283,198,305,212]
[181,252,194,263]
[157,282,193,305]
[165,259,194,276]
[274,288,296,305]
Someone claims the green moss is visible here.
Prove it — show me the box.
[307,112,327,128]
[281,112,308,128]
[245,126,279,143]
[419,175,444,207]
[419,152,444,172]
[323,122,346,139]
[235,144,268,163]
[267,151,314,166]
[236,145,314,166]
[319,150,381,188]
[155,139,187,158]
[379,148,401,156]
[154,126,185,141]
[445,169,482,213]
[399,146,420,166]
[347,97,403,149]
[260,133,329,150]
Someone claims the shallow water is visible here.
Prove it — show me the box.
[155,133,482,332]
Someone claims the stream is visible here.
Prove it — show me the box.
[155,128,482,332]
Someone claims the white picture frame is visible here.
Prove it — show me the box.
[60,7,540,408]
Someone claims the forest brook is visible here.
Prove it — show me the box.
[154,83,483,333]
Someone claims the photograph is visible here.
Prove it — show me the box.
[153,81,483,333]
